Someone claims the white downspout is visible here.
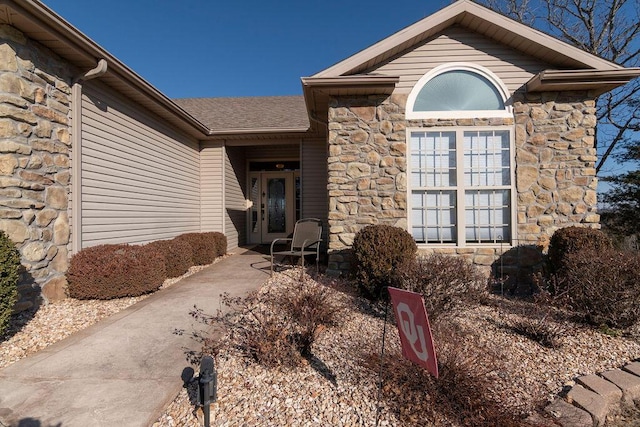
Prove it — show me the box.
[71,59,108,254]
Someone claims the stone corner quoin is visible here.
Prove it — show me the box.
[0,24,74,311]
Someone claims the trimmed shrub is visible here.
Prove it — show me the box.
[67,244,166,300]
[351,225,417,299]
[175,233,216,266]
[146,238,193,278]
[547,226,612,273]
[203,232,227,257]
[0,231,20,336]
[555,247,640,328]
[398,254,488,322]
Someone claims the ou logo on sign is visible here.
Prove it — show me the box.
[388,287,438,378]
[395,302,429,362]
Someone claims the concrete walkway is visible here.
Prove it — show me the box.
[0,247,271,427]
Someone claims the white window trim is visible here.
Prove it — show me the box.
[406,63,513,120]
[406,125,518,248]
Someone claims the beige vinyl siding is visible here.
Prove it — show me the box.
[224,146,246,249]
[301,139,328,248]
[79,82,200,248]
[200,141,224,233]
[368,26,550,94]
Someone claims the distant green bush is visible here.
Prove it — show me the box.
[351,225,417,299]
[0,231,20,335]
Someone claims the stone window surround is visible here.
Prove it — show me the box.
[406,124,517,249]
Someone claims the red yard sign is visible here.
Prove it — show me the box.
[387,287,438,378]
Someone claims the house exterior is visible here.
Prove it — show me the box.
[0,0,638,311]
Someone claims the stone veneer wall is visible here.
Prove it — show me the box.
[326,90,599,284]
[0,25,74,311]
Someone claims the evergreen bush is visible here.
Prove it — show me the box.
[67,244,165,300]
[555,247,640,328]
[351,225,417,299]
[175,233,216,266]
[203,231,227,257]
[0,231,20,336]
[146,238,193,278]
[547,226,612,273]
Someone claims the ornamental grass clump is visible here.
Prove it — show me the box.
[0,231,20,336]
[351,225,417,299]
[67,243,165,300]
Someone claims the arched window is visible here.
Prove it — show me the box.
[406,64,515,247]
[406,63,512,119]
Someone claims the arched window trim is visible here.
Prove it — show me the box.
[406,63,513,120]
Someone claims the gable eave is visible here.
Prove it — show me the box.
[526,68,640,96]
[313,0,622,79]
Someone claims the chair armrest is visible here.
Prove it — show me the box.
[270,238,292,254]
[300,239,322,250]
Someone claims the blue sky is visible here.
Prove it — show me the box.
[41,0,636,188]
[44,0,453,99]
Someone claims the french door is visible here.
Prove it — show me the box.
[249,171,297,244]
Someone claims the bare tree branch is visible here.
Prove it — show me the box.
[478,0,640,172]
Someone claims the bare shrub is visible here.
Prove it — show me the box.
[554,247,640,329]
[274,280,343,356]
[396,254,489,322]
[190,277,343,368]
[363,323,535,426]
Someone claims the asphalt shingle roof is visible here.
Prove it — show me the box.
[173,95,310,132]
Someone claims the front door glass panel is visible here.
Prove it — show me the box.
[267,178,286,233]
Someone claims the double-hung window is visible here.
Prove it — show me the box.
[410,128,513,245]
[407,63,515,247]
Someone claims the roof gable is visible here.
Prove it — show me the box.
[313,0,622,78]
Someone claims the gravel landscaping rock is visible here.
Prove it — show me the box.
[2,263,640,426]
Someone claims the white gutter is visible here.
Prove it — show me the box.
[71,59,108,254]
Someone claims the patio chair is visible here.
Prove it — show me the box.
[270,218,323,278]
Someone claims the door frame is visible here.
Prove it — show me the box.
[247,169,299,244]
